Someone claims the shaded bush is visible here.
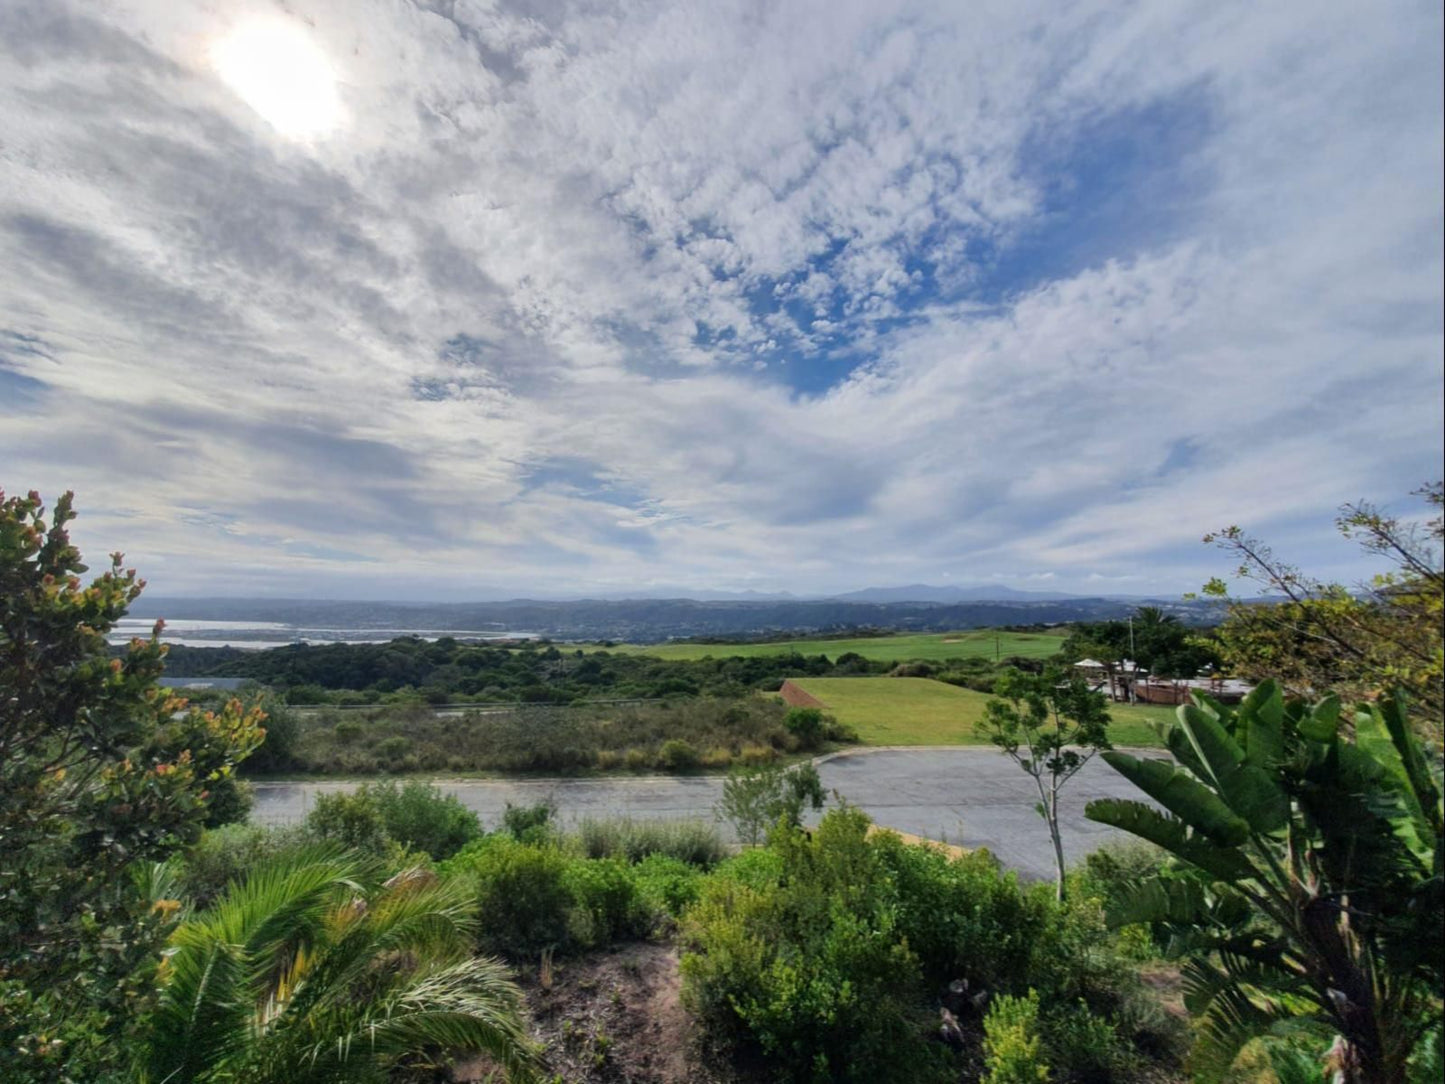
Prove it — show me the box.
[657,738,700,771]
[782,706,826,749]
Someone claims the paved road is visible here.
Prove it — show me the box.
[250,748,1155,881]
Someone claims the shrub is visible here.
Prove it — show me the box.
[501,799,555,843]
[716,761,827,846]
[333,719,363,743]
[623,747,651,770]
[680,808,952,1083]
[782,706,825,749]
[306,788,389,854]
[700,745,734,769]
[738,743,776,765]
[571,817,726,867]
[823,716,859,743]
[1044,1001,1124,1082]
[244,698,301,773]
[375,735,411,763]
[982,991,1049,1084]
[304,781,481,861]
[441,836,572,957]
[563,857,642,946]
[366,780,481,860]
[595,749,622,770]
[657,739,700,770]
[632,853,705,918]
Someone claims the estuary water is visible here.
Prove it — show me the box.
[107,617,538,650]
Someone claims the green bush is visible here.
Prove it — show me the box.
[632,853,705,918]
[657,738,700,770]
[305,781,481,860]
[871,830,1053,991]
[441,836,573,957]
[563,857,642,945]
[366,780,481,860]
[782,706,825,749]
[716,761,826,845]
[681,808,952,1083]
[375,734,411,762]
[244,698,301,773]
[500,799,555,843]
[306,788,390,854]
[570,816,726,866]
[1045,1001,1124,1082]
[982,990,1049,1084]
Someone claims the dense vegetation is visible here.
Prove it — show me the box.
[251,697,853,775]
[162,637,899,703]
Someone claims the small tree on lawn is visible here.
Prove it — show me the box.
[982,666,1112,901]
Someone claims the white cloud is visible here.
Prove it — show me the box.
[0,0,1439,597]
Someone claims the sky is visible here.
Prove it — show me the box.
[1,0,1441,601]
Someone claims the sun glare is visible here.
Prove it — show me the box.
[210,17,342,140]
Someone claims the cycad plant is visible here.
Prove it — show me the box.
[140,850,541,1083]
[1085,682,1442,1084]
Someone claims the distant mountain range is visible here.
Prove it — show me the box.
[128,589,1222,642]
[829,584,1085,603]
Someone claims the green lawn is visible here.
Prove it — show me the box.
[789,676,1169,748]
[585,628,1068,663]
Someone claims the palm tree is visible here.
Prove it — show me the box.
[140,849,542,1083]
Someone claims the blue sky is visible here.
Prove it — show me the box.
[0,0,1441,599]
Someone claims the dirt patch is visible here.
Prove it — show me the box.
[456,942,736,1083]
[778,680,828,709]
[868,824,970,859]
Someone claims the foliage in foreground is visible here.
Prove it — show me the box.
[140,850,540,1083]
[1087,682,1444,1083]
[0,490,265,1083]
[680,806,1180,1083]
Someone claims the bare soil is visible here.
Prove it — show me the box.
[777,679,828,709]
[455,942,737,1084]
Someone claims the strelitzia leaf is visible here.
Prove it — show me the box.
[1180,705,1246,792]
[1296,697,1339,743]
[1085,798,1255,881]
[1238,681,1285,768]
[1101,752,1251,845]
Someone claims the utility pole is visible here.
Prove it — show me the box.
[1128,615,1136,704]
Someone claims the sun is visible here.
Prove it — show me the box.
[210,17,343,140]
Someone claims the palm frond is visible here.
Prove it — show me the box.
[257,955,543,1083]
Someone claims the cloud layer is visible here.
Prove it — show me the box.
[2,0,1440,598]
